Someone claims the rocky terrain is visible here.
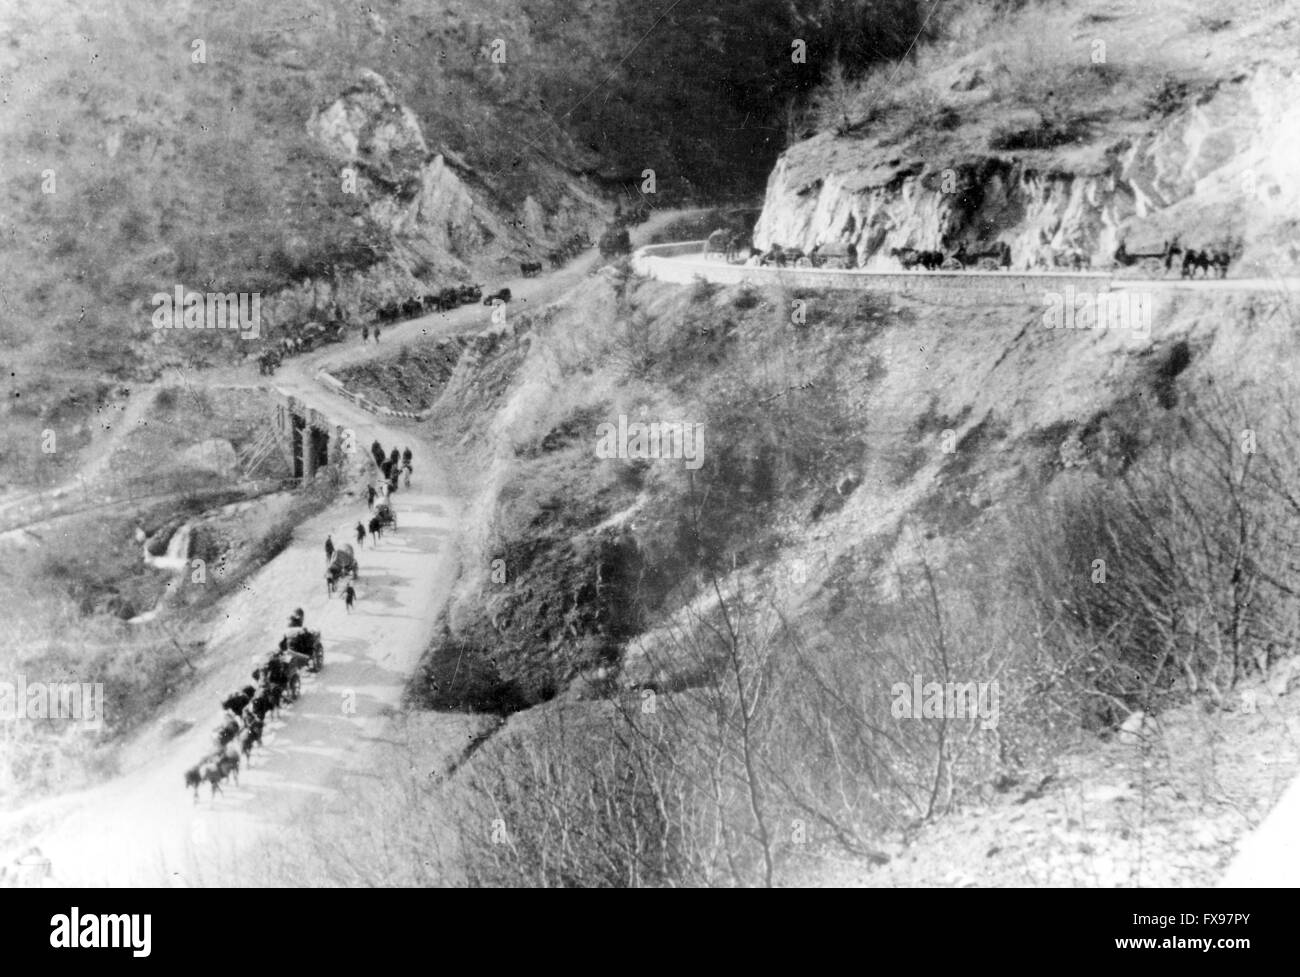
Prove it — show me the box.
[757,1,1300,274]
[3,0,1300,891]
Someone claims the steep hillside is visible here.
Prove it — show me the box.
[0,0,931,493]
[251,1,1300,888]
[6,0,1298,889]
[759,0,1300,273]
[249,252,1300,886]
[0,0,600,490]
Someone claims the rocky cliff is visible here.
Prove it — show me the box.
[307,69,603,279]
[756,22,1300,274]
[246,69,608,332]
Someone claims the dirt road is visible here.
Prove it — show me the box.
[634,240,1300,295]
[0,210,701,886]
[0,372,463,885]
[306,208,705,375]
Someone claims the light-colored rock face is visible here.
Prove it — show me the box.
[413,154,485,254]
[300,69,606,306]
[754,68,1300,274]
[308,69,429,188]
[307,69,496,271]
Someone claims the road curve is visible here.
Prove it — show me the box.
[0,361,464,886]
[0,209,706,887]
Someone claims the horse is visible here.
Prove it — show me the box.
[1196,248,1227,278]
[213,717,240,750]
[184,754,225,800]
[1181,249,1212,278]
[1053,250,1090,271]
[759,244,805,267]
[239,719,262,764]
[184,762,204,800]
[241,693,269,728]
[244,685,280,725]
[219,741,241,788]
[221,687,255,719]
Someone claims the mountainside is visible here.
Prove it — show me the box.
[256,237,1300,887]
[0,0,605,490]
[757,1,1300,273]
[5,0,1300,893]
[0,0,927,494]
[306,0,1300,888]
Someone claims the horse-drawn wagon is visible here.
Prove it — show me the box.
[256,628,325,701]
[808,242,857,269]
[1112,240,1181,277]
[374,501,397,531]
[326,544,358,595]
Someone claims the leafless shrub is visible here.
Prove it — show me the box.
[1016,385,1300,725]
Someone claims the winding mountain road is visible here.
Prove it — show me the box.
[10,212,1289,887]
[0,368,463,885]
[0,209,700,887]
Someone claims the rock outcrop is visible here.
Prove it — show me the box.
[307,70,500,265]
[308,70,430,191]
[754,67,1300,274]
[292,69,605,329]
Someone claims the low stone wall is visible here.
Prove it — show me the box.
[633,240,1117,297]
[315,370,431,421]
